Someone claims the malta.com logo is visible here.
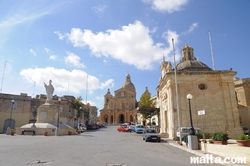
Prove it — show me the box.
[190,154,247,164]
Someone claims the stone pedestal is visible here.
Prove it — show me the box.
[36,103,59,124]
[17,103,75,136]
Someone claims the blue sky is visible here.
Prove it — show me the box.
[0,0,249,112]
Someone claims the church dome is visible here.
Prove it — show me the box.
[122,74,135,90]
[176,60,212,71]
[176,44,212,71]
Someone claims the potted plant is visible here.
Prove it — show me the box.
[196,132,203,142]
[43,130,48,136]
[212,132,228,145]
[77,130,81,134]
[68,131,72,135]
[204,132,213,143]
[236,134,250,147]
[10,129,15,136]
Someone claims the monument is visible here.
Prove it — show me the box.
[17,80,75,136]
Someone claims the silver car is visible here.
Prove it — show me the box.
[142,129,161,142]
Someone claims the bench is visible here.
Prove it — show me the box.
[21,130,36,135]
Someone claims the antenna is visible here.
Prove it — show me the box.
[32,81,36,98]
[0,61,9,93]
[86,75,88,104]
[68,82,69,95]
[208,30,216,70]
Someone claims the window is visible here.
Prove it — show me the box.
[198,83,207,90]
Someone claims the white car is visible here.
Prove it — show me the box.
[176,127,202,139]
[78,123,87,132]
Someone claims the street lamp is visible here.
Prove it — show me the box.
[56,98,61,136]
[187,94,195,135]
[79,107,82,123]
[9,100,15,119]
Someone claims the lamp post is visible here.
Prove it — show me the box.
[187,94,195,135]
[79,107,82,123]
[9,100,15,119]
[56,98,61,136]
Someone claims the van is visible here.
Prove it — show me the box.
[176,127,202,138]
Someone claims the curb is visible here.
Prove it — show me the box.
[167,141,250,166]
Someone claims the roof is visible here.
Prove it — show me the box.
[176,60,212,71]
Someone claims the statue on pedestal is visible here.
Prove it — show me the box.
[44,80,54,103]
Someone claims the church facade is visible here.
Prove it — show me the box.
[156,45,243,139]
[99,74,137,124]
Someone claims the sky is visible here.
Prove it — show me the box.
[0,0,249,113]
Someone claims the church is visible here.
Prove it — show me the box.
[99,74,137,124]
[99,44,246,139]
[156,44,242,139]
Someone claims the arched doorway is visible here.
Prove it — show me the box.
[119,114,124,123]
[104,115,108,124]
[3,118,15,134]
[111,115,113,124]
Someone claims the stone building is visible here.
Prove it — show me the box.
[234,78,250,129]
[100,74,137,124]
[0,93,87,134]
[156,44,242,139]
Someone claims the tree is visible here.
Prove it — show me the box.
[138,93,154,107]
[138,93,155,126]
[84,103,90,123]
[74,96,84,120]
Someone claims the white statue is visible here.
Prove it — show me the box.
[44,80,54,102]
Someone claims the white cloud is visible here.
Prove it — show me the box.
[49,55,57,60]
[182,22,198,35]
[65,52,86,68]
[19,67,114,94]
[92,4,107,16]
[44,47,50,53]
[142,0,189,13]
[30,49,37,56]
[54,31,66,40]
[65,21,179,70]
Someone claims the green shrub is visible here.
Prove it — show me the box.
[237,134,249,140]
[204,132,210,139]
[196,132,203,139]
[212,132,228,141]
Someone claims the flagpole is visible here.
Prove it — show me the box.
[208,30,216,70]
[172,38,182,145]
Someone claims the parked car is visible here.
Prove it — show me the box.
[76,123,87,132]
[243,126,249,135]
[135,124,145,134]
[129,125,136,132]
[142,128,161,142]
[176,127,202,139]
[117,126,129,132]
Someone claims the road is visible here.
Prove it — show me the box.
[0,125,210,166]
